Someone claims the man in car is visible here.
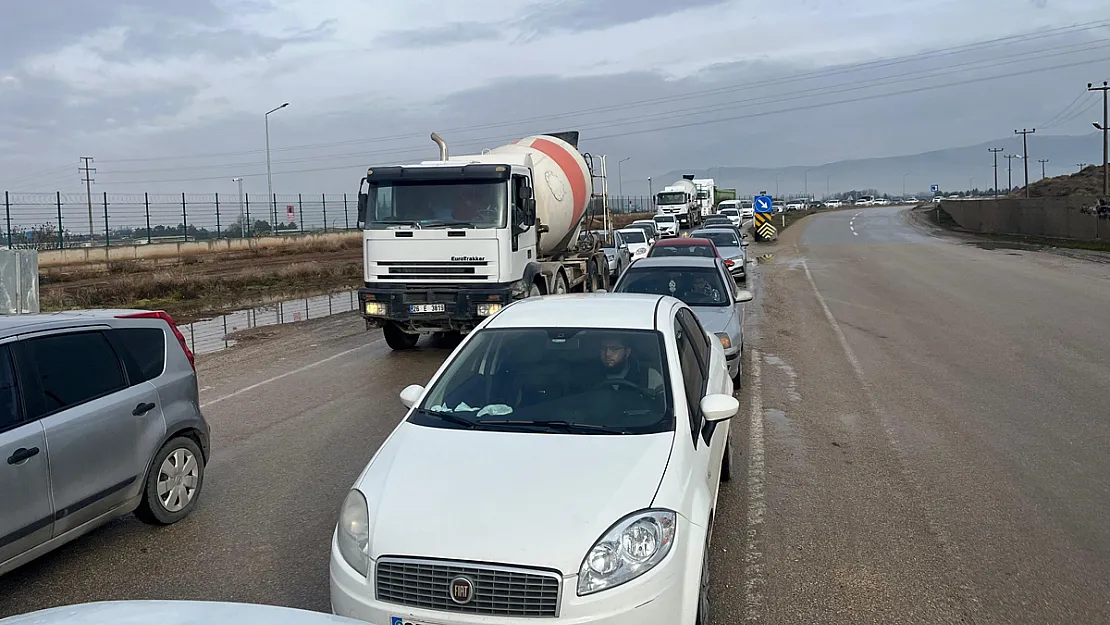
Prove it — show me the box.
[596,334,664,392]
[683,275,724,304]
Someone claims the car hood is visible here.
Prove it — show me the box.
[357,423,675,574]
[689,304,736,335]
[0,601,362,625]
[715,245,744,260]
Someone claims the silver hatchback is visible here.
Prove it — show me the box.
[0,310,210,575]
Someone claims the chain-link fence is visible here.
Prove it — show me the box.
[1,191,358,250]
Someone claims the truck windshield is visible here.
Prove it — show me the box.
[657,192,685,205]
[365,181,507,229]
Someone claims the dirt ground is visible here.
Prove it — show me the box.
[39,237,363,323]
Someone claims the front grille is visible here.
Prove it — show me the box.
[375,557,561,617]
[376,260,490,281]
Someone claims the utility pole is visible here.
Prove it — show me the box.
[988,148,1004,197]
[1038,158,1049,179]
[265,102,290,233]
[1089,81,1109,196]
[617,157,630,197]
[79,157,96,237]
[902,172,909,197]
[1015,128,1035,198]
[232,177,245,235]
[1005,154,1020,192]
[1077,163,1088,172]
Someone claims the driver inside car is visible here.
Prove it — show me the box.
[596,334,664,392]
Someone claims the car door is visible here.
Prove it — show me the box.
[0,344,53,568]
[15,328,163,535]
[677,308,729,491]
[674,309,717,490]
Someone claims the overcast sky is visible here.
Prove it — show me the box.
[1,0,1108,198]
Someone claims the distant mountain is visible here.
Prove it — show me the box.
[653,132,1104,199]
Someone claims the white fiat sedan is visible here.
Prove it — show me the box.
[330,293,740,625]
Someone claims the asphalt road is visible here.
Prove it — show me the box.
[2,205,1108,624]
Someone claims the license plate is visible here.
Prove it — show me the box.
[409,304,446,314]
[392,618,436,625]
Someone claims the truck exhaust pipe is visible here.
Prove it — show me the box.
[431,132,448,161]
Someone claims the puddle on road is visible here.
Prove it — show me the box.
[764,408,804,455]
[180,290,359,357]
[763,353,802,402]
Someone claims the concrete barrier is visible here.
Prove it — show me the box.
[940,196,1109,242]
[37,231,362,267]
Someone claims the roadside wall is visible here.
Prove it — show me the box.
[941,196,1110,241]
[37,231,362,267]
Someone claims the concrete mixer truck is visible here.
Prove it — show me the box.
[655,175,701,227]
[355,131,611,350]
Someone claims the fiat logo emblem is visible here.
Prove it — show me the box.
[448,576,475,605]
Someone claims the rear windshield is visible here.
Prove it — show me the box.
[653,215,676,223]
[648,244,716,258]
[719,209,739,216]
[617,266,730,307]
[413,328,673,434]
[620,230,646,244]
[696,230,739,247]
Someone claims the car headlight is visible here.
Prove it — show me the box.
[715,332,732,349]
[577,509,676,596]
[337,490,370,576]
[364,302,388,316]
[476,303,503,316]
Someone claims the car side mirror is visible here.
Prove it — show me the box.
[741,241,749,247]
[734,289,754,303]
[399,384,425,409]
[619,244,628,250]
[701,393,739,422]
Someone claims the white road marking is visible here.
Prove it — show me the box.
[853,230,859,236]
[744,348,766,622]
[200,338,383,408]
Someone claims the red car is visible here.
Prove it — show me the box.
[647,236,743,272]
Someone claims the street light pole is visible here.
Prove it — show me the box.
[265,102,289,234]
[902,172,909,197]
[232,177,245,236]
[775,172,781,197]
[618,157,630,197]
[803,169,809,199]
[648,177,653,206]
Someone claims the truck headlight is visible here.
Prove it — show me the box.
[364,302,387,316]
[577,509,676,596]
[715,332,732,349]
[476,303,503,316]
[337,490,370,576]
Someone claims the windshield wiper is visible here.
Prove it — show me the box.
[377,220,422,228]
[479,419,627,434]
[422,220,476,228]
[415,408,476,428]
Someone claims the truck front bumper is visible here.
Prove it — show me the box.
[359,283,514,334]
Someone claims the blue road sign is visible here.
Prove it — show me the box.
[754,195,773,213]
[930,184,939,192]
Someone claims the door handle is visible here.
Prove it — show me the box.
[132,402,157,416]
[7,447,40,465]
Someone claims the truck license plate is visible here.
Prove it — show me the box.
[410,304,446,314]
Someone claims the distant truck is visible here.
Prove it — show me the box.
[714,188,737,210]
[355,131,609,350]
[693,178,716,217]
[655,176,701,227]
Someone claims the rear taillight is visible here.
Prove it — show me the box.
[724,259,734,266]
[118,311,195,371]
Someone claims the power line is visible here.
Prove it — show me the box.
[989,147,1004,196]
[1038,158,1049,179]
[95,19,1110,166]
[1015,128,1036,197]
[1088,80,1109,196]
[96,37,1110,181]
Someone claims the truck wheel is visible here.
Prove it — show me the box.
[585,259,601,292]
[384,322,419,350]
[528,282,542,298]
[554,272,568,294]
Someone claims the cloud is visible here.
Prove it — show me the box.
[376,22,503,49]
[519,0,731,36]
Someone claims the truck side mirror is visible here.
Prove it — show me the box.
[356,178,368,227]
[520,185,533,200]
[524,199,537,226]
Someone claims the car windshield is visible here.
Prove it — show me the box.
[620,229,646,244]
[412,328,672,434]
[695,230,740,248]
[720,209,739,216]
[657,191,685,205]
[654,215,675,223]
[365,180,507,229]
[648,244,717,258]
[616,266,730,307]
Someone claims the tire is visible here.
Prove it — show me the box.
[528,282,542,298]
[554,272,569,294]
[696,533,712,625]
[586,259,601,292]
[721,432,734,483]
[136,436,205,525]
[384,322,419,350]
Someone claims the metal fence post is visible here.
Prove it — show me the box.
[4,191,11,249]
[322,193,328,232]
[298,193,303,233]
[56,191,64,248]
[344,193,349,229]
[102,191,110,247]
[215,192,221,240]
[272,193,277,235]
[145,193,152,243]
[245,192,251,238]
[181,193,188,242]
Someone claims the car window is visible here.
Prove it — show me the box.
[673,313,706,445]
[25,331,126,418]
[678,308,711,368]
[113,328,167,383]
[620,230,646,244]
[648,244,716,258]
[615,266,730,307]
[0,346,22,431]
[698,230,739,247]
[412,328,672,434]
